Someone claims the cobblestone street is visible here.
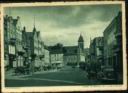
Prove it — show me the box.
[5,66,101,87]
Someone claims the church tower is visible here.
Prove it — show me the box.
[78,34,84,51]
[77,34,85,67]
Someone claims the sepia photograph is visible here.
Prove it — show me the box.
[1,1,127,92]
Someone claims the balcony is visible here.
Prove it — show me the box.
[9,38,16,45]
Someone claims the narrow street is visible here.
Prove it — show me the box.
[5,66,101,87]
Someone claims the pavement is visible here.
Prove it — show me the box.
[5,68,60,79]
[5,66,101,87]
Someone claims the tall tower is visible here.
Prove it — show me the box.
[78,34,84,51]
[77,34,85,67]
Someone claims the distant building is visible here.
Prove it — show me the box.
[44,46,50,69]
[24,26,44,73]
[22,27,31,67]
[96,37,104,65]
[103,11,123,82]
[48,43,64,69]
[63,46,78,66]
[89,37,104,73]
[84,48,90,63]
[78,34,85,64]
[90,37,103,62]
[63,34,85,67]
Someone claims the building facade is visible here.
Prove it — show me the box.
[63,34,85,67]
[89,37,104,73]
[4,15,24,68]
[84,48,90,63]
[78,35,85,66]
[4,15,15,68]
[14,17,25,68]
[23,26,44,73]
[43,46,50,70]
[103,11,123,83]
[63,46,78,66]
[49,43,64,69]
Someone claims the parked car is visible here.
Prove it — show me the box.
[100,67,116,83]
[14,66,30,75]
[87,70,97,79]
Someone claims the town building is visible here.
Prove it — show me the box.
[14,16,25,68]
[24,26,44,73]
[63,34,85,67]
[78,34,85,66]
[84,48,90,70]
[84,48,90,63]
[103,11,123,83]
[89,37,104,73]
[63,46,78,66]
[96,37,104,66]
[4,15,24,68]
[4,15,15,68]
[48,43,64,69]
[43,46,50,70]
[22,27,30,67]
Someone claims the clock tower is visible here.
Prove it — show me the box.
[77,34,85,67]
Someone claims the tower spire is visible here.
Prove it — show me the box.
[34,15,35,28]
[78,32,84,42]
[33,15,36,31]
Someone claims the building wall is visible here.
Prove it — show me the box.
[103,13,119,67]
[44,48,50,66]
[4,16,16,68]
[4,15,24,68]
[23,28,45,72]
[63,46,78,65]
[84,48,90,63]
[103,12,123,82]
[64,55,77,64]
[104,28,116,67]
[50,53,63,64]
[15,17,24,68]
[78,38,85,63]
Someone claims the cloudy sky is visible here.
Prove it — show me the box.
[4,4,121,48]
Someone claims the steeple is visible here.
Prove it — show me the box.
[33,15,36,32]
[78,33,84,50]
[78,34,84,42]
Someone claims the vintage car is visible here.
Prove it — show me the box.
[100,67,116,84]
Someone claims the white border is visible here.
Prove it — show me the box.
[1,1,127,92]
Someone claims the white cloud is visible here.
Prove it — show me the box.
[39,19,110,48]
[5,5,120,48]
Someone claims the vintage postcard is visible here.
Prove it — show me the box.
[1,1,127,92]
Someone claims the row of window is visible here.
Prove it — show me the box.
[51,54,63,61]
[64,56,77,62]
